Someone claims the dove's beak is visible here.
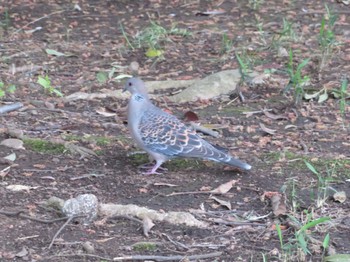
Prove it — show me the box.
[122,83,128,93]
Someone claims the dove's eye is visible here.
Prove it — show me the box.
[128,82,132,86]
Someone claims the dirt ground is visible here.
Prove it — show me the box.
[0,1,349,261]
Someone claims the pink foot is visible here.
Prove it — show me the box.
[138,162,168,173]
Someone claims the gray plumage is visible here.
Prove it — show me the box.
[124,77,252,174]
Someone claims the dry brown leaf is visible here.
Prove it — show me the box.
[263,110,288,120]
[259,123,276,135]
[154,182,178,187]
[0,166,11,178]
[269,193,287,216]
[143,216,155,237]
[333,191,346,203]
[209,196,232,210]
[211,179,238,194]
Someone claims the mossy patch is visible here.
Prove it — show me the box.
[132,242,158,251]
[23,138,66,154]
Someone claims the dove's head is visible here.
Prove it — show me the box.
[123,77,148,98]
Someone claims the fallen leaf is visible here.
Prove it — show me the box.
[270,194,287,216]
[259,123,276,135]
[0,166,11,178]
[263,110,288,120]
[15,247,28,258]
[6,185,38,192]
[154,182,178,187]
[209,196,231,210]
[96,107,116,117]
[184,111,199,122]
[143,216,155,237]
[211,179,239,194]
[333,191,346,203]
[45,48,67,57]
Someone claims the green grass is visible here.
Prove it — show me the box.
[24,138,66,154]
[283,49,310,105]
[132,242,158,251]
[318,4,340,70]
[122,21,191,58]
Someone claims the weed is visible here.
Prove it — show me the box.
[96,62,131,84]
[331,78,349,129]
[236,52,253,81]
[220,33,234,54]
[133,21,191,57]
[37,75,64,97]
[276,212,330,259]
[283,49,310,105]
[248,0,264,10]
[0,80,16,98]
[120,23,134,50]
[132,242,157,251]
[318,4,341,70]
[0,9,10,30]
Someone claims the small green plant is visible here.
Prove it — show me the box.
[277,213,330,258]
[133,21,191,57]
[318,4,340,69]
[331,78,349,129]
[248,0,264,10]
[96,62,132,84]
[284,49,310,105]
[220,33,234,54]
[0,9,10,30]
[0,81,16,98]
[37,75,63,97]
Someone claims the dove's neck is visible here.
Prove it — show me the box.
[127,94,151,145]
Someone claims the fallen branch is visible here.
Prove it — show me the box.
[0,209,67,224]
[99,203,208,228]
[113,251,223,261]
[48,216,75,249]
[0,102,24,114]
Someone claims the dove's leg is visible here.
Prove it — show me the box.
[138,162,168,171]
[141,159,166,175]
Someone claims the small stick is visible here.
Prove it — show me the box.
[11,10,66,35]
[0,209,68,224]
[113,251,223,261]
[48,216,75,249]
[190,122,219,138]
[242,109,273,115]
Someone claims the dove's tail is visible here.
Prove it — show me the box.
[225,157,252,171]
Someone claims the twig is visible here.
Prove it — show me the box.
[242,109,273,115]
[190,123,219,138]
[0,102,24,114]
[162,233,189,250]
[46,254,112,261]
[70,173,106,180]
[48,216,75,249]
[0,209,68,223]
[113,251,223,261]
[167,191,234,197]
[11,10,66,36]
